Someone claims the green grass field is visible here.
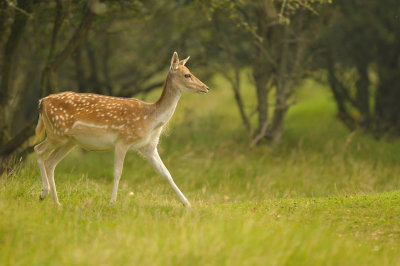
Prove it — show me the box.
[1,74,400,265]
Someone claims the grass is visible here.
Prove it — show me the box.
[1,74,400,265]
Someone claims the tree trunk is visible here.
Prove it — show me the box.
[355,63,371,129]
[74,46,87,91]
[101,37,113,95]
[375,64,400,136]
[40,0,64,96]
[232,66,253,135]
[0,0,10,47]
[269,26,289,147]
[253,44,269,141]
[326,55,356,131]
[0,0,32,144]
[85,39,104,94]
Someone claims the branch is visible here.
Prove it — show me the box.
[327,57,357,107]
[5,0,33,17]
[278,0,288,23]
[326,58,356,130]
[231,67,253,135]
[50,7,94,71]
[286,11,306,97]
[250,122,269,148]
[216,58,253,135]
[0,118,36,158]
[41,4,95,95]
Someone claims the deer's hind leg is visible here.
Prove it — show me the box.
[44,141,75,205]
[34,138,54,201]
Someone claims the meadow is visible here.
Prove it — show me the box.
[1,73,400,265]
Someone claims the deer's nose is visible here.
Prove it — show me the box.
[206,87,209,91]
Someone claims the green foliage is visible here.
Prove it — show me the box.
[0,0,208,163]
[197,0,332,147]
[314,0,400,136]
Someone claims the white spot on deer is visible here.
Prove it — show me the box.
[56,115,59,120]
[111,125,124,130]
[72,121,109,129]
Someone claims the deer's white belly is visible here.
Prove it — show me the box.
[72,134,117,151]
[69,120,118,151]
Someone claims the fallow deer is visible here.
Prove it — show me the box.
[33,52,209,207]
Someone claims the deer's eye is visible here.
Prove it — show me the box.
[184,74,191,78]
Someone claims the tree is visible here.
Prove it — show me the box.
[0,1,102,171]
[200,0,325,147]
[0,0,209,172]
[314,0,400,137]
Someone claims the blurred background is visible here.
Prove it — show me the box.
[0,0,399,170]
[2,2,400,263]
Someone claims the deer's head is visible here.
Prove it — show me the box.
[169,52,209,94]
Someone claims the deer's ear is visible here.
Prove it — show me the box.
[179,56,190,66]
[170,51,179,71]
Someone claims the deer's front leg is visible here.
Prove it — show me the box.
[110,142,128,204]
[141,147,191,208]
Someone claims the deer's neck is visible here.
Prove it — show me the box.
[153,74,181,126]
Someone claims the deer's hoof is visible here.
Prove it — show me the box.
[39,189,49,201]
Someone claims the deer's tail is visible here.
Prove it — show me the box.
[33,100,45,144]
